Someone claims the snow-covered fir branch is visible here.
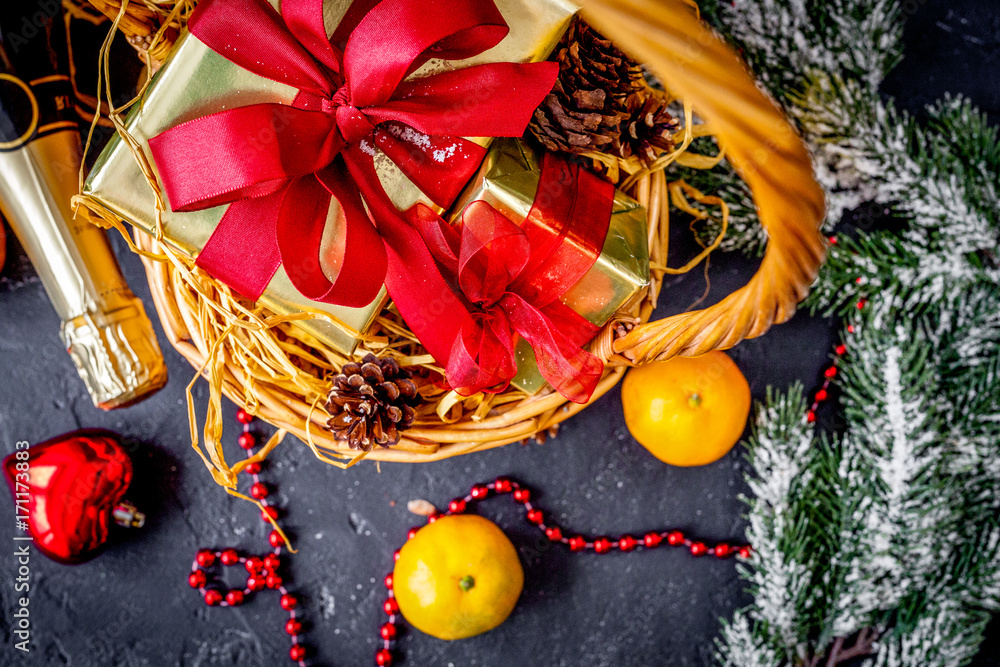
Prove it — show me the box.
[716,387,848,666]
[870,599,991,667]
[671,0,907,253]
[831,304,954,632]
[700,0,1000,665]
[803,91,1000,313]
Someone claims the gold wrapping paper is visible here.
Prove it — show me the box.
[449,139,649,394]
[80,0,577,355]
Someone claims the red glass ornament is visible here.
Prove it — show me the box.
[246,575,266,592]
[285,619,302,635]
[815,389,828,402]
[250,482,269,500]
[690,542,707,557]
[220,549,239,566]
[289,644,307,661]
[857,299,867,310]
[407,528,419,540]
[204,589,223,606]
[848,324,856,334]
[245,557,264,573]
[715,544,731,558]
[618,536,637,552]
[545,526,563,542]
[666,531,685,546]
[494,478,512,494]
[383,598,399,615]
[383,573,394,590]
[188,571,207,589]
[380,622,397,640]
[569,536,587,552]
[196,550,216,567]
[266,573,283,589]
[375,648,394,666]
[427,513,439,523]
[513,488,531,503]
[245,462,262,475]
[824,366,838,379]
[261,506,279,522]
[226,590,245,606]
[807,411,817,423]
[644,533,663,548]
[238,433,256,450]
[269,530,285,547]
[470,485,489,499]
[448,499,466,513]
[281,594,298,611]
[236,409,254,424]
[739,546,752,559]
[393,549,401,562]
[264,554,281,571]
[835,344,847,356]
[593,538,612,554]
[2,430,138,564]
[526,509,544,525]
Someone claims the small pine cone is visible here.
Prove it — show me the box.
[325,354,419,451]
[622,95,680,162]
[529,19,675,160]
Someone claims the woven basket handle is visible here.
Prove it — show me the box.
[576,0,827,365]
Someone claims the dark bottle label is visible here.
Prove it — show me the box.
[0,4,77,152]
[0,73,37,150]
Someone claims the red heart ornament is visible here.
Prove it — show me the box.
[2,430,141,564]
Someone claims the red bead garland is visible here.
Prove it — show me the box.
[374,479,752,666]
[371,311,852,665]
[187,410,310,666]
[188,308,859,667]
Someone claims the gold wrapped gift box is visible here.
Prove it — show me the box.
[80,0,577,355]
[449,139,650,394]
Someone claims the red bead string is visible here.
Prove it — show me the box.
[807,236,861,424]
[374,478,752,666]
[187,409,310,665]
[375,244,864,666]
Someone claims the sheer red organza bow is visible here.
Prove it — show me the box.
[411,155,615,402]
[148,0,558,309]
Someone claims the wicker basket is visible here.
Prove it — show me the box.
[82,0,826,483]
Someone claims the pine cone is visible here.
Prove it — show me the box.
[622,94,681,162]
[529,19,677,160]
[325,354,419,451]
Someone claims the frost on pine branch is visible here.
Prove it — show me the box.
[669,0,907,254]
[718,296,1000,666]
[804,93,1000,315]
[699,0,1000,664]
[717,386,845,666]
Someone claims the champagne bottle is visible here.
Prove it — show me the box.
[0,7,167,409]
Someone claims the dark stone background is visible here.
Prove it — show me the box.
[0,2,997,665]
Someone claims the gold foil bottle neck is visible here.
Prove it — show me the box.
[60,297,167,410]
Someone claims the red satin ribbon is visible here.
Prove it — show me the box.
[146,0,616,402]
[148,0,558,309]
[410,154,614,403]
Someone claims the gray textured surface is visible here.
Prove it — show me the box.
[0,2,998,665]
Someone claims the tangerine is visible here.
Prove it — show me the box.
[622,351,751,467]
[393,514,523,640]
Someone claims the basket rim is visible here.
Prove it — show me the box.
[81,0,826,476]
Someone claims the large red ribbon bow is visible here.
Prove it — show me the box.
[148,0,559,309]
[412,155,614,402]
